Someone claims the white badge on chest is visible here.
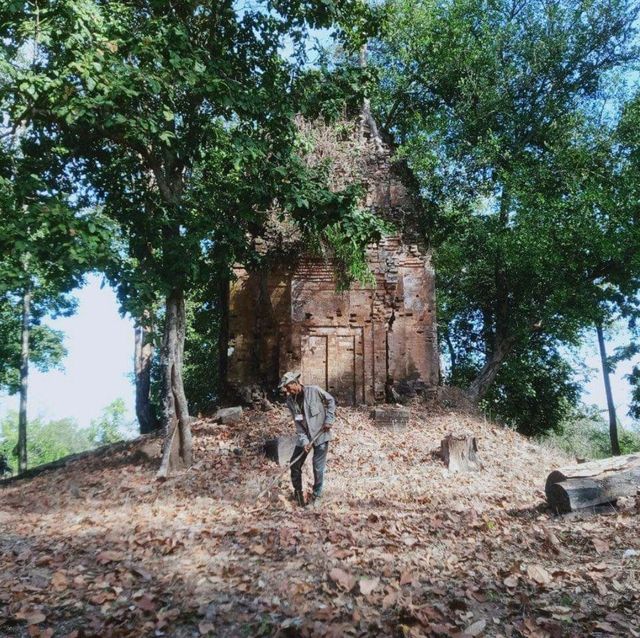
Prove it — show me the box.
[295,415,303,421]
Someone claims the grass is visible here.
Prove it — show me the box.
[539,412,640,460]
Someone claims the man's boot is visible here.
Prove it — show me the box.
[294,489,306,507]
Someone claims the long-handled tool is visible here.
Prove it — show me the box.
[255,429,325,500]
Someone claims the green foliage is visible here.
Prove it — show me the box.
[540,408,640,460]
[0,0,378,307]
[0,4,385,440]
[0,96,115,395]
[87,398,136,447]
[372,0,640,415]
[0,298,67,394]
[0,112,115,294]
[294,63,377,122]
[628,366,640,421]
[610,337,640,422]
[183,282,222,416]
[0,412,91,472]
[320,205,392,290]
[610,91,640,424]
[0,1,385,447]
[480,339,582,436]
[0,399,135,472]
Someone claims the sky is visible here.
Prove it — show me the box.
[0,274,136,429]
[580,325,637,428]
[0,274,638,431]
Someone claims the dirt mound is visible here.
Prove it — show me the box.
[1,405,638,637]
[432,385,480,414]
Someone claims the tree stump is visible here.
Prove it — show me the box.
[440,434,480,472]
[545,453,640,513]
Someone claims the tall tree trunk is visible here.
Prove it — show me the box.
[358,43,384,152]
[18,285,31,474]
[218,276,229,397]
[134,317,158,434]
[445,332,457,376]
[467,185,514,403]
[157,288,192,477]
[596,322,620,456]
[466,334,516,402]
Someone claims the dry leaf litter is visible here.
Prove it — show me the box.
[1,403,638,638]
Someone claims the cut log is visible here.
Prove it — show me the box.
[440,434,480,473]
[545,453,640,513]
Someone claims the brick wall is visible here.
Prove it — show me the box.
[227,237,438,404]
[226,120,438,404]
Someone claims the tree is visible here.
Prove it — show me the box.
[1,0,380,476]
[480,337,582,436]
[0,130,112,472]
[614,90,640,425]
[372,0,640,407]
[134,317,159,434]
[87,398,136,447]
[0,297,67,394]
[0,411,91,471]
[596,322,621,455]
[628,366,640,421]
[98,215,161,434]
[182,279,224,417]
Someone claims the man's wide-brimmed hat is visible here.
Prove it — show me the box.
[278,370,301,389]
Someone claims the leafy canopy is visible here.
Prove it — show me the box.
[0,0,382,310]
[371,0,640,425]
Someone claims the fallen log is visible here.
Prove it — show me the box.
[545,453,640,513]
[440,433,480,473]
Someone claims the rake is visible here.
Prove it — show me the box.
[255,429,325,500]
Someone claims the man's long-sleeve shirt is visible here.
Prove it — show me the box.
[286,385,336,447]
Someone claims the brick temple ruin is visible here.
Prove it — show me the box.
[224,118,439,405]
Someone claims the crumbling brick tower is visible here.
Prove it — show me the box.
[224,118,439,405]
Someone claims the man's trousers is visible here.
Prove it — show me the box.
[290,442,329,497]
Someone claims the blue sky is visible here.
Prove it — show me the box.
[0,274,136,429]
[0,273,638,431]
[578,327,637,428]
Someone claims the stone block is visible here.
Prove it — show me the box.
[214,406,243,424]
[264,435,298,466]
[373,406,411,430]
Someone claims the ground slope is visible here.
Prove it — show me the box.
[1,404,638,638]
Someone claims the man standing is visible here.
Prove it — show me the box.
[278,371,336,507]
